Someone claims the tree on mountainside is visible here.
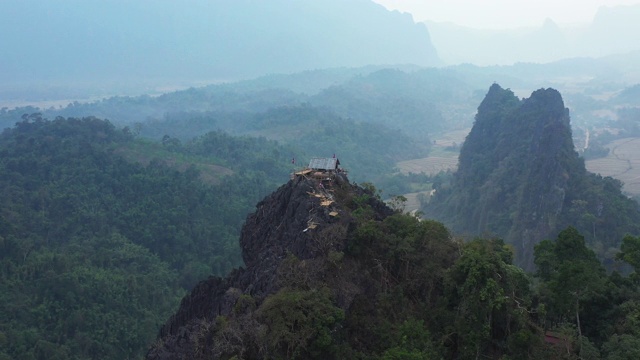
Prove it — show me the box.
[617,235,640,274]
[445,238,537,359]
[535,227,608,357]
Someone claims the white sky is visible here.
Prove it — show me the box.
[372,0,640,29]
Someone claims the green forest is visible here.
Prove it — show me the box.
[0,116,295,359]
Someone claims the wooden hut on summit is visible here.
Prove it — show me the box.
[308,157,340,172]
[293,157,345,181]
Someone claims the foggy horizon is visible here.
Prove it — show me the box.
[372,0,640,30]
[1,0,639,104]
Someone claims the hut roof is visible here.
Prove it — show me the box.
[308,157,340,170]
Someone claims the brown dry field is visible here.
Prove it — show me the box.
[585,137,640,196]
[396,128,468,175]
[393,130,468,212]
[397,156,458,175]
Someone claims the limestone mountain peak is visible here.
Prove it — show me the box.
[426,84,639,269]
[146,173,396,359]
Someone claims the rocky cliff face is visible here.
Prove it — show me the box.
[428,84,640,270]
[427,84,584,269]
[505,87,576,268]
[146,173,394,359]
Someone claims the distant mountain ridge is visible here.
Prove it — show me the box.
[0,0,440,96]
[427,4,640,65]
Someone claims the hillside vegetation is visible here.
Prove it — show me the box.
[0,116,294,359]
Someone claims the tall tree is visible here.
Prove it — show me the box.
[534,227,608,357]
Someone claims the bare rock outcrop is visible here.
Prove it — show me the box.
[146,173,393,359]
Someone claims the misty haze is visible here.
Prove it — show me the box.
[2,1,640,359]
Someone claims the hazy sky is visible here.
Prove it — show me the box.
[372,0,640,29]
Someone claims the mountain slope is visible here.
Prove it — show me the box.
[147,173,549,359]
[426,84,640,269]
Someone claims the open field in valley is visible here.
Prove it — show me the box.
[586,137,640,196]
[396,154,458,175]
[394,130,468,212]
[396,128,468,175]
